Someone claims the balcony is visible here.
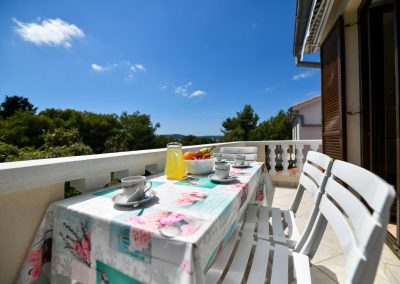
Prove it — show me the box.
[0,140,399,283]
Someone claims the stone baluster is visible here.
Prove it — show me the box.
[310,143,320,152]
[281,143,289,176]
[257,144,266,163]
[295,143,304,177]
[268,145,277,175]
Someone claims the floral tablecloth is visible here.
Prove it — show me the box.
[17,162,266,284]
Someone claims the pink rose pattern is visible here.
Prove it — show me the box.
[25,230,52,284]
[27,249,43,283]
[176,192,207,207]
[160,213,186,225]
[256,187,263,201]
[124,211,200,251]
[230,170,251,176]
[226,182,249,208]
[181,224,199,236]
[60,222,91,266]
[180,259,191,274]
[125,211,169,250]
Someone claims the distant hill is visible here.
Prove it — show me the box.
[200,135,223,140]
[161,134,222,141]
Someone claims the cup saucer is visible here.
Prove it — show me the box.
[112,190,156,207]
[232,163,252,168]
[208,174,237,183]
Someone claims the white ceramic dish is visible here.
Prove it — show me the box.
[208,174,237,183]
[184,159,215,175]
[232,163,252,168]
[112,190,156,207]
[186,170,215,177]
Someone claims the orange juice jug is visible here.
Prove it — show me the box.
[164,142,186,179]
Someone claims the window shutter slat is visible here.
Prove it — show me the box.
[321,17,347,160]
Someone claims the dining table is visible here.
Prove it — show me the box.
[17,161,266,284]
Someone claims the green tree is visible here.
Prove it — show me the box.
[0,139,20,162]
[105,111,160,152]
[154,135,176,148]
[39,109,120,153]
[42,127,93,157]
[43,128,83,147]
[79,112,119,153]
[180,135,214,146]
[0,111,51,147]
[0,96,37,119]
[251,110,292,140]
[221,104,259,141]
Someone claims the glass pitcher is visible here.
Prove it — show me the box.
[164,142,186,179]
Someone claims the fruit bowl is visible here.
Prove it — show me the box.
[184,159,215,175]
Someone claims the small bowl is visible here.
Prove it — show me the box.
[184,159,215,175]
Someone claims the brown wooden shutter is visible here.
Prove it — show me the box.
[321,17,347,160]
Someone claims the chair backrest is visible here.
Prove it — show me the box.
[220,146,258,161]
[289,151,333,213]
[290,151,333,251]
[301,160,396,283]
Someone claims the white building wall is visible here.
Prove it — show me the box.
[298,102,321,125]
[299,126,321,140]
[291,98,322,140]
[343,9,361,165]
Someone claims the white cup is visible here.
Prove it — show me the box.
[235,155,245,165]
[213,153,223,161]
[121,176,152,201]
[215,162,230,179]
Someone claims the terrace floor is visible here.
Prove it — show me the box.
[269,186,400,284]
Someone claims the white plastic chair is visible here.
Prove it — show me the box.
[220,146,258,161]
[242,151,333,249]
[206,159,396,284]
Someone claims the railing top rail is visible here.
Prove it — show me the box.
[245,140,322,146]
[0,141,245,171]
[0,141,246,195]
[0,140,322,195]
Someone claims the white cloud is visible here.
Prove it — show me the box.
[161,84,168,90]
[90,61,145,79]
[91,63,115,72]
[190,90,206,98]
[174,82,206,98]
[125,62,146,80]
[292,71,314,81]
[175,82,192,97]
[91,64,104,72]
[261,85,280,94]
[13,18,84,48]
[133,64,146,71]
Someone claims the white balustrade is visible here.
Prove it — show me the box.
[246,140,323,177]
[295,144,304,176]
[268,145,277,175]
[281,144,289,176]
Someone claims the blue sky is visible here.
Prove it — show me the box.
[0,0,320,136]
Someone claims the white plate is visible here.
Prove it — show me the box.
[112,190,156,207]
[186,170,214,177]
[159,226,181,238]
[232,163,252,168]
[208,174,237,183]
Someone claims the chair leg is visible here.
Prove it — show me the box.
[299,212,327,260]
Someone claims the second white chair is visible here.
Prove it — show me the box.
[242,150,332,249]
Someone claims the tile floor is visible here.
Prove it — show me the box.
[270,186,400,284]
